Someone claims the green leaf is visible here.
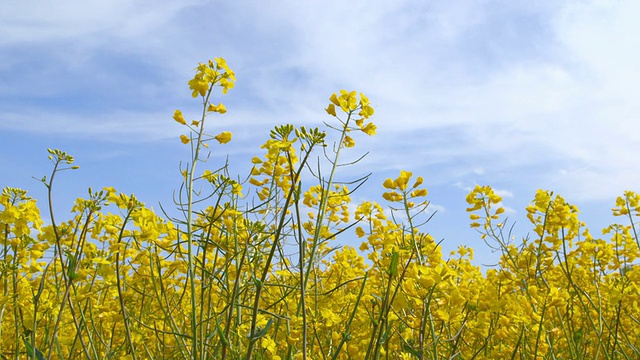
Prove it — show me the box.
[23,338,45,360]
[387,250,399,276]
[213,320,229,346]
[66,252,78,281]
[249,319,273,341]
[401,342,422,358]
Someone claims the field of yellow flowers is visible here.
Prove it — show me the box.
[1,58,639,359]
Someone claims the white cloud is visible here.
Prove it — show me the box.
[2,110,176,142]
[1,0,639,207]
[0,1,198,46]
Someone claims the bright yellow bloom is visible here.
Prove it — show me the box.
[207,102,227,114]
[325,103,337,116]
[412,176,424,188]
[360,122,377,135]
[343,135,355,148]
[214,131,232,144]
[188,58,235,98]
[410,189,428,197]
[383,191,403,202]
[320,308,342,327]
[180,134,190,144]
[261,335,277,354]
[173,110,186,125]
[395,170,412,191]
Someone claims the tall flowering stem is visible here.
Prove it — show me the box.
[173,58,235,359]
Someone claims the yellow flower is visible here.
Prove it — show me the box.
[329,93,340,106]
[320,308,342,327]
[359,241,370,251]
[395,170,412,191]
[382,178,395,189]
[231,181,243,196]
[383,191,403,202]
[207,102,227,114]
[412,176,424,188]
[410,189,428,197]
[325,103,337,116]
[180,134,190,144]
[343,135,355,148]
[360,122,377,136]
[214,131,232,144]
[188,75,209,98]
[261,335,277,354]
[173,110,186,125]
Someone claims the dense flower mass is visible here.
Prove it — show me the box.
[1,59,639,359]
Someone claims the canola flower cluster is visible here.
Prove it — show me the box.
[1,59,639,359]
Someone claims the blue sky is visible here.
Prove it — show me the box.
[2,1,639,267]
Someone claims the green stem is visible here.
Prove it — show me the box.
[185,82,216,359]
[302,111,353,297]
[114,208,137,359]
[45,159,71,360]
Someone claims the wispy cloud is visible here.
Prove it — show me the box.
[2,109,177,142]
[1,0,638,212]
